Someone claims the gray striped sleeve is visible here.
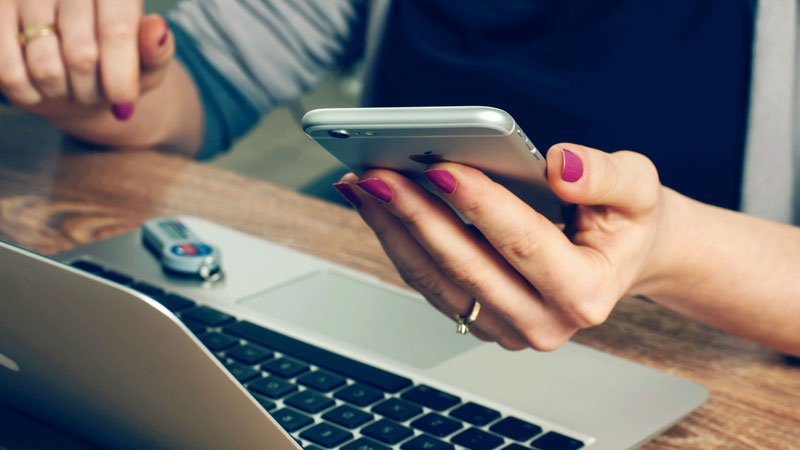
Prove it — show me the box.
[168,0,366,113]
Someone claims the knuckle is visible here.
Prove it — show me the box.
[99,19,137,42]
[621,150,657,178]
[564,297,612,329]
[454,180,508,222]
[455,195,490,220]
[29,61,64,86]
[495,231,540,264]
[615,151,661,208]
[63,39,99,74]
[398,207,427,231]
[522,331,564,352]
[0,67,29,91]
[401,269,448,299]
[635,155,661,204]
[372,227,397,249]
[497,337,528,351]
[438,257,485,289]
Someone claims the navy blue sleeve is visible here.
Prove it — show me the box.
[169,21,262,160]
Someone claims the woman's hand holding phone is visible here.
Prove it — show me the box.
[334,143,671,351]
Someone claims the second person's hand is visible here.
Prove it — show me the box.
[0,0,174,121]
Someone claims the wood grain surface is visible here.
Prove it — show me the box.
[0,122,798,449]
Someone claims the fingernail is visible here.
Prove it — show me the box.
[111,103,134,121]
[561,148,583,182]
[423,169,456,194]
[333,182,363,209]
[356,178,393,203]
[158,30,169,47]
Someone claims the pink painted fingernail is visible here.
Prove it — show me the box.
[423,169,456,194]
[111,103,134,121]
[158,30,169,47]
[561,148,583,183]
[333,182,362,209]
[356,178,393,203]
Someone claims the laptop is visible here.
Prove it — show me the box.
[0,217,707,450]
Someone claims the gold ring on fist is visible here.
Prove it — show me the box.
[19,23,59,47]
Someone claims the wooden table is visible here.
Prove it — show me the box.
[1,112,798,449]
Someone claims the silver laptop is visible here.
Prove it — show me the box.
[0,217,707,450]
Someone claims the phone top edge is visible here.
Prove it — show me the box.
[301,106,516,135]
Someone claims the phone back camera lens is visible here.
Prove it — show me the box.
[328,130,351,139]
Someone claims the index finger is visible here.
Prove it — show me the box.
[423,163,600,301]
[97,0,142,105]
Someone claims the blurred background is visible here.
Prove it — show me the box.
[0,0,359,195]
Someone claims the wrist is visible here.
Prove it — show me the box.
[627,186,694,299]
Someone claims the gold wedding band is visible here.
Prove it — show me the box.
[19,23,59,47]
[454,299,481,335]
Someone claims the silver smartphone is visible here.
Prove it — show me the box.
[302,106,568,223]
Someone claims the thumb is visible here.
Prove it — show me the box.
[138,14,174,90]
[546,143,661,214]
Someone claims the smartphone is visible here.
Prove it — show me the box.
[302,106,569,223]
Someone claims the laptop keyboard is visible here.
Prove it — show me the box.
[71,260,585,450]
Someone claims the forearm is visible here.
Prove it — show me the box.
[641,188,800,355]
[33,60,203,157]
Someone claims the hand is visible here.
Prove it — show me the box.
[0,0,174,121]
[334,143,668,351]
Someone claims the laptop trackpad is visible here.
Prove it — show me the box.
[237,270,480,369]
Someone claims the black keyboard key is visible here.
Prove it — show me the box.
[410,413,462,437]
[451,428,504,450]
[402,385,460,411]
[401,435,455,450]
[182,306,235,326]
[248,376,297,399]
[342,437,392,450]
[373,398,423,422]
[100,270,133,285]
[263,357,309,378]
[322,405,373,429]
[450,402,501,426]
[224,361,260,383]
[71,260,104,274]
[300,423,352,448]
[285,390,335,414]
[298,370,346,392]
[304,446,326,450]
[131,281,165,297]
[250,393,276,412]
[154,293,195,312]
[198,332,239,351]
[180,317,207,334]
[225,321,412,393]
[361,419,414,445]
[501,445,529,450]
[271,407,314,432]
[490,417,542,442]
[227,344,273,365]
[334,383,384,407]
[531,432,583,450]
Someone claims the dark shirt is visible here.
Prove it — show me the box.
[371,1,755,209]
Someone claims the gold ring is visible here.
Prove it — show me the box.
[19,23,58,47]
[454,299,481,335]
